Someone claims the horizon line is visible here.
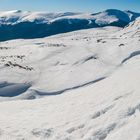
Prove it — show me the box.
[0,8,139,13]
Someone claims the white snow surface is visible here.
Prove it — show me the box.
[0,9,139,25]
[0,18,140,139]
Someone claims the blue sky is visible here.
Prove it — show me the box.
[0,0,140,12]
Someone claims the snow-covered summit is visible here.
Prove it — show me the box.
[92,9,130,25]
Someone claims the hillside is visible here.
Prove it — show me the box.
[0,17,139,139]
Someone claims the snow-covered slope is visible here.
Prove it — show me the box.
[0,9,140,41]
[118,17,140,38]
[0,18,140,139]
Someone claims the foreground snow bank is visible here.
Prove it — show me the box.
[0,49,140,140]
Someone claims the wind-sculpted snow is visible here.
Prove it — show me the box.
[0,26,121,100]
[121,50,140,63]
[0,18,139,139]
[0,18,140,100]
[0,82,31,97]
[0,9,139,41]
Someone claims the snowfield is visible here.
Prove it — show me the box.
[0,17,140,139]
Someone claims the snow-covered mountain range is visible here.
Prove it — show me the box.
[0,9,140,41]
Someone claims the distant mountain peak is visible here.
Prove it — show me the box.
[105,9,122,12]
